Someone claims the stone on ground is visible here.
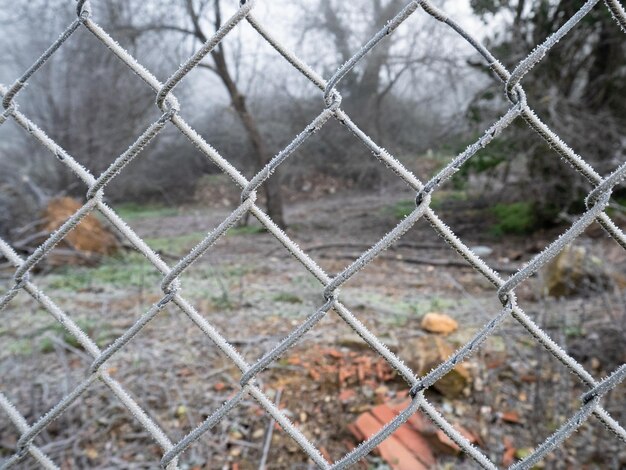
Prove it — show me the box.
[399,335,471,398]
[544,244,609,297]
[420,312,458,335]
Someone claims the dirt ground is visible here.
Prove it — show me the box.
[1,183,625,469]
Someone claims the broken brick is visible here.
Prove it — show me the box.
[351,412,428,470]
[369,405,435,467]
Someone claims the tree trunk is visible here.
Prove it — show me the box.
[321,0,401,140]
[211,49,286,228]
[188,0,286,228]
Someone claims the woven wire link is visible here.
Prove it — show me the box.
[1,0,625,468]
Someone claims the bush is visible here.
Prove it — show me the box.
[491,202,536,235]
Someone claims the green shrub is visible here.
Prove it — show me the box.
[491,202,536,235]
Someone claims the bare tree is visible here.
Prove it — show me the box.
[188,0,286,228]
[0,0,162,237]
[124,0,286,228]
[298,0,470,141]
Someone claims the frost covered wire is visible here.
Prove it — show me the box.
[1,0,625,468]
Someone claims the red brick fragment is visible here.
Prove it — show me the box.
[433,424,479,454]
[325,348,343,359]
[388,400,433,434]
[352,412,428,470]
[502,436,516,466]
[319,446,332,462]
[369,405,435,467]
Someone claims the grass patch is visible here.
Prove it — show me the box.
[210,293,233,310]
[6,317,114,357]
[342,290,459,328]
[38,317,113,353]
[8,339,33,356]
[144,231,206,254]
[46,253,161,290]
[386,192,467,219]
[113,202,178,221]
[491,202,536,235]
[389,199,415,219]
[272,292,303,304]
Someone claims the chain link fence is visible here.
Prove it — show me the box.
[1,0,626,468]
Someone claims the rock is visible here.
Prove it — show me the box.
[420,312,458,335]
[544,244,609,297]
[399,336,471,398]
[470,245,493,257]
[568,327,626,373]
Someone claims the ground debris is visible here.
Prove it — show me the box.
[41,197,119,265]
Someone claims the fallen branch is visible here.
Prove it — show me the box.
[258,388,282,470]
[265,241,445,257]
[318,252,520,274]
[10,230,51,250]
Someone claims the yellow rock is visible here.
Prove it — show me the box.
[544,244,609,297]
[399,335,471,398]
[175,405,187,418]
[420,312,458,335]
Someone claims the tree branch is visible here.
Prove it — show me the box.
[111,24,196,37]
[197,62,219,74]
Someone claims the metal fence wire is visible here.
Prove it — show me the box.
[1,0,626,468]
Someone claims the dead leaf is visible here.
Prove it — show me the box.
[503,436,516,466]
[501,411,521,424]
[287,356,301,365]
